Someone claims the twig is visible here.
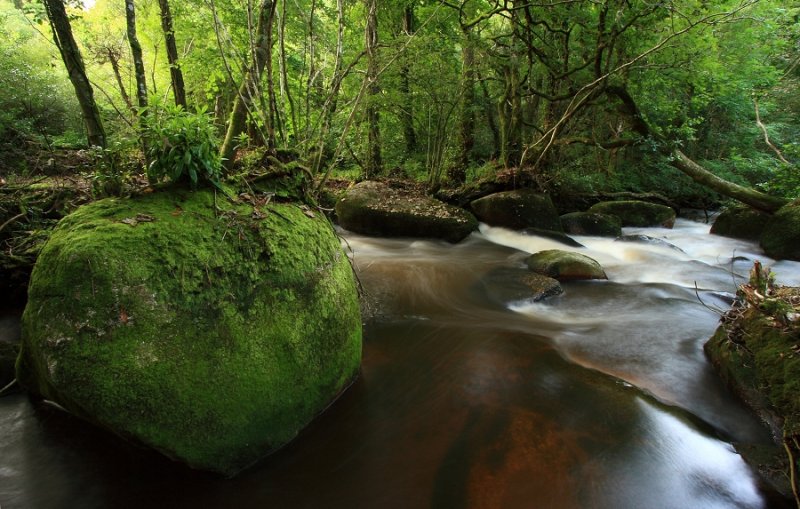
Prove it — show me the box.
[784,432,800,508]
[0,212,26,234]
[694,281,724,315]
[0,378,18,397]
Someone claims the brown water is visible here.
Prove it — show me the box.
[1,219,797,508]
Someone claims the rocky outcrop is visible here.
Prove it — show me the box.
[760,201,800,261]
[525,250,607,281]
[711,206,771,241]
[470,190,562,232]
[559,212,621,237]
[336,181,477,243]
[588,200,676,228]
[17,188,362,476]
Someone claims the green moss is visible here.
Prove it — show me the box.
[588,200,676,228]
[525,249,607,281]
[17,188,362,476]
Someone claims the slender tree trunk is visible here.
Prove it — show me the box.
[500,57,522,168]
[364,0,382,178]
[107,49,134,113]
[450,26,475,184]
[219,0,275,167]
[43,0,106,147]
[399,5,417,156]
[478,71,500,158]
[125,0,148,112]
[157,0,187,109]
[277,0,297,142]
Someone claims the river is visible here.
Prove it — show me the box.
[1,218,797,508]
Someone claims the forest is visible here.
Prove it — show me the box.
[0,0,798,205]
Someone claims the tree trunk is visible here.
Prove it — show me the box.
[606,85,788,214]
[125,0,148,112]
[157,0,187,109]
[43,0,106,147]
[364,0,382,178]
[500,58,522,168]
[219,0,276,167]
[399,5,417,156]
[670,149,788,213]
[107,48,134,113]
[450,26,475,184]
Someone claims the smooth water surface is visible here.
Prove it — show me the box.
[1,219,797,508]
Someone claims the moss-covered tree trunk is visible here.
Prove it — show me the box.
[43,0,106,148]
[607,85,789,214]
[157,0,187,109]
[220,0,276,167]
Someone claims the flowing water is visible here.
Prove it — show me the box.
[1,218,799,508]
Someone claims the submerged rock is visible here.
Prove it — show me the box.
[520,227,584,247]
[525,250,607,281]
[588,200,676,228]
[559,212,621,237]
[477,267,563,306]
[711,206,771,241]
[760,202,800,261]
[470,190,562,232]
[336,181,477,243]
[615,234,685,253]
[17,189,362,476]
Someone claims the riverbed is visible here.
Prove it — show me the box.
[1,218,797,508]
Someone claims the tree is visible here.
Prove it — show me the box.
[43,0,106,147]
[219,0,277,166]
[364,0,382,177]
[157,0,187,108]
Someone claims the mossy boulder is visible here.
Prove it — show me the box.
[760,202,800,261]
[704,288,800,497]
[16,188,362,476]
[559,212,622,237]
[470,190,562,232]
[526,250,607,281]
[336,180,477,243]
[710,206,771,241]
[588,200,676,228]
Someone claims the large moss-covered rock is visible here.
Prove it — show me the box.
[760,202,800,261]
[526,250,607,281]
[559,212,621,237]
[588,200,676,228]
[470,190,562,232]
[711,206,771,241]
[336,180,477,242]
[17,189,362,476]
[704,287,800,497]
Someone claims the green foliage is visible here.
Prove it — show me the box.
[0,1,82,144]
[143,103,222,188]
[85,140,141,197]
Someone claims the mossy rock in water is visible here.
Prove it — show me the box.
[16,189,362,476]
[588,200,675,228]
[704,292,800,497]
[710,206,771,241]
[560,212,621,237]
[526,250,607,281]
[760,202,800,261]
[476,267,563,307]
[336,180,477,243]
[470,190,562,232]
